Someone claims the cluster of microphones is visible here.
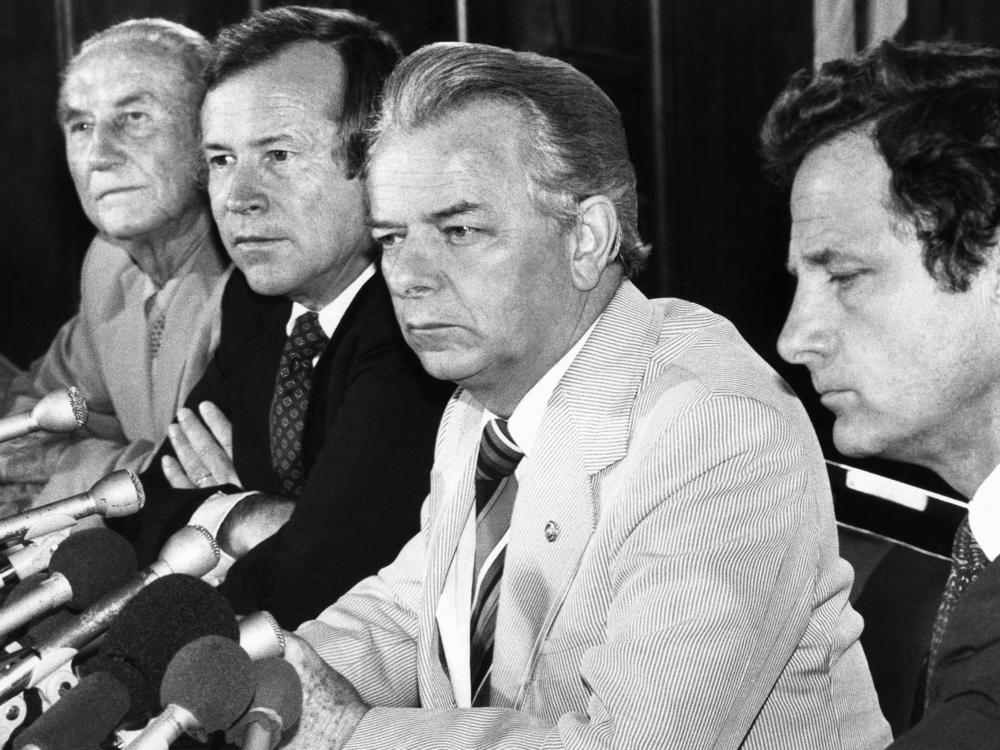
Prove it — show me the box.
[0,389,302,749]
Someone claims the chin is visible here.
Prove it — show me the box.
[831,418,890,459]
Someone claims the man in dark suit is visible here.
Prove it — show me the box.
[111,7,452,630]
[762,40,1000,747]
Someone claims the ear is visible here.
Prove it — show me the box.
[985,247,1000,315]
[567,195,620,291]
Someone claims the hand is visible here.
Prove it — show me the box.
[280,633,368,750]
[161,402,242,490]
[217,492,295,558]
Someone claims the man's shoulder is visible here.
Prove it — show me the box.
[565,284,811,450]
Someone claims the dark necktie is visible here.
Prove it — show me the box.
[469,418,523,706]
[269,312,328,498]
[927,513,989,700]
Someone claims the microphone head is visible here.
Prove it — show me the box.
[239,610,285,659]
[254,656,303,726]
[89,470,145,518]
[226,656,302,746]
[31,387,88,433]
[158,525,220,577]
[12,670,129,750]
[48,528,137,610]
[160,635,254,733]
[79,653,157,730]
[103,574,238,697]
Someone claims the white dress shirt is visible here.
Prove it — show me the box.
[436,319,598,706]
[969,461,1000,562]
[191,263,376,583]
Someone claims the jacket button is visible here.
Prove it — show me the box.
[544,521,559,542]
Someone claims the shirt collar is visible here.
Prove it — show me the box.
[286,263,375,338]
[969,460,1000,561]
[483,317,600,458]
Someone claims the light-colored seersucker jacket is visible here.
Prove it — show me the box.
[299,280,892,750]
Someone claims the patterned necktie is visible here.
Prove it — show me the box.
[469,418,523,706]
[269,312,328,498]
[927,513,989,700]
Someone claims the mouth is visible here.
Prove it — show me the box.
[96,186,142,200]
[232,235,286,249]
[818,389,852,407]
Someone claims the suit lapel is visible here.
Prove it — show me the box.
[494,282,662,706]
[417,393,482,707]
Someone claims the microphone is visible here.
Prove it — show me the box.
[0,525,220,703]
[0,469,144,545]
[0,529,136,639]
[0,532,70,592]
[226,656,302,750]
[102,573,238,697]
[0,387,87,444]
[239,611,285,660]
[125,635,254,749]
[12,670,129,750]
[78,654,156,731]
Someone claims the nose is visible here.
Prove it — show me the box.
[777,283,836,367]
[87,121,126,170]
[381,233,441,299]
[222,162,268,215]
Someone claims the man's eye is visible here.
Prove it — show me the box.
[373,232,403,250]
[444,226,478,243]
[267,150,290,163]
[117,111,150,128]
[206,154,234,169]
[828,270,862,289]
[67,121,91,134]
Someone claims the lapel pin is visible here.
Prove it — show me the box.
[544,520,559,542]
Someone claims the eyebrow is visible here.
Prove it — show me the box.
[368,200,484,230]
[201,134,297,152]
[58,91,158,124]
[786,247,862,275]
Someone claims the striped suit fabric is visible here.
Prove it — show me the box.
[299,281,891,749]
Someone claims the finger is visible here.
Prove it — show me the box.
[162,455,195,489]
[168,417,210,483]
[198,402,234,459]
[176,407,233,480]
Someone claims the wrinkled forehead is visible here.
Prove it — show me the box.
[61,40,194,108]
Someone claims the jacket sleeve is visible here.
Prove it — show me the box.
[218,332,452,629]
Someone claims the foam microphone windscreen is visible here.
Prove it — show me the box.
[160,634,255,732]
[102,573,238,695]
[226,656,303,748]
[48,528,137,610]
[78,653,156,729]
[12,670,129,750]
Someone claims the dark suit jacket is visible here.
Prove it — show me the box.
[892,557,1000,748]
[112,269,453,629]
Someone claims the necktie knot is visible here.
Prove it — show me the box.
[475,418,523,511]
[287,311,328,362]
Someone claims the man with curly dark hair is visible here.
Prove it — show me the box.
[762,39,1000,748]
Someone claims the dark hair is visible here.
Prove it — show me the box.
[370,42,648,279]
[761,40,1000,291]
[209,5,400,177]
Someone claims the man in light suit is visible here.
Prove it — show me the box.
[0,19,228,508]
[762,40,1000,748]
[282,42,890,749]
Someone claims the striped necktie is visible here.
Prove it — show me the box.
[269,311,328,498]
[469,417,523,706]
[926,514,989,702]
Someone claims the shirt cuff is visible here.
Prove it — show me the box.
[189,490,253,586]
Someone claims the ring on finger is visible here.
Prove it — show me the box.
[194,474,213,488]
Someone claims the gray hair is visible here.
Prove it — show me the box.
[61,19,211,110]
[370,42,648,278]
